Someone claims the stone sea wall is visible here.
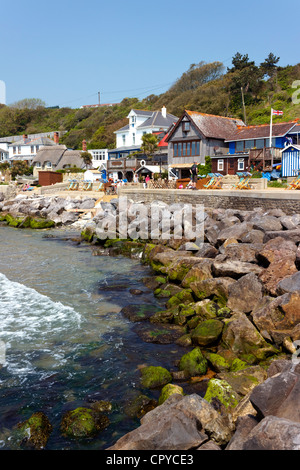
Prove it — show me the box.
[118,187,300,215]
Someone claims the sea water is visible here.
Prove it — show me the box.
[0,226,184,450]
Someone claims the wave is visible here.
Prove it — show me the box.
[0,272,82,375]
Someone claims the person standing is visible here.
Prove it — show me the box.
[190,162,198,189]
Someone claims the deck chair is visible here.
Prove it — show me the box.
[67,179,75,190]
[239,172,252,189]
[97,182,104,191]
[285,171,300,190]
[70,180,79,190]
[203,174,216,189]
[232,173,245,189]
[83,180,93,191]
[211,173,223,189]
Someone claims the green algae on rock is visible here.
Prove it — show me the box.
[140,365,172,389]
[16,412,53,449]
[60,407,109,438]
[158,383,184,405]
[204,378,239,410]
[178,347,208,377]
[191,319,224,347]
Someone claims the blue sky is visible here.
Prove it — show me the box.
[1,0,299,108]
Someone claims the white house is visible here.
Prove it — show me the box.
[0,141,9,162]
[88,148,109,169]
[8,133,61,165]
[109,107,178,159]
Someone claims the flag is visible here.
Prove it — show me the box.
[272,109,283,115]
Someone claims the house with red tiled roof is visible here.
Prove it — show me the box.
[165,110,245,178]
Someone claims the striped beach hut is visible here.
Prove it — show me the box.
[281,145,300,177]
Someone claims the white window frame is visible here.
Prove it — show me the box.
[217,159,224,171]
[238,158,245,171]
[46,161,52,169]
[35,162,41,168]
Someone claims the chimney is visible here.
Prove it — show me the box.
[82,139,87,151]
[23,134,28,142]
[161,106,167,118]
[54,132,59,144]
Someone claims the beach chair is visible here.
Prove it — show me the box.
[211,173,223,189]
[285,171,300,190]
[203,174,216,189]
[232,172,245,189]
[70,180,79,190]
[239,172,252,189]
[83,180,93,191]
[67,179,75,190]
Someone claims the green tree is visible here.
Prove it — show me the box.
[260,53,280,78]
[80,151,93,168]
[10,98,46,109]
[140,133,158,159]
[10,161,32,180]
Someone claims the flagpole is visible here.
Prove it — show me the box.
[269,108,273,148]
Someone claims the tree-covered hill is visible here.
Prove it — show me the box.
[1,53,299,150]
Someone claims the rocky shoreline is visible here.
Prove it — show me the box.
[1,190,300,450]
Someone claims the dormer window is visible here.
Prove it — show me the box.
[131,116,136,127]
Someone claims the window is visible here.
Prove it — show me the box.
[245,140,255,150]
[18,146,21,154]
[31,146,34,153]
[132,133,135,145]
[122,135,126,145]
[217,159,224,171]
[13,146,16,155]
[238,158,244,171]
[182,121,190,132]
[173,140,200,157]
[36,162,41,168]
[236,141,244,152]
[36,145,39,152]
[46,161,52,169]
[255,139,264,149]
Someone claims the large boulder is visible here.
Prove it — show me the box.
[277,271,300,295]
[221,313,278,362]
[249,363,300,422]
[191,319,224,347]
[231,415,300,450]
[190,277,236,306]
[212,256,263,279]
[227,273,264,314]
[108,394,234,450]
[251,292,300,345]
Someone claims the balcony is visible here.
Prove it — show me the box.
[249,147,282,171]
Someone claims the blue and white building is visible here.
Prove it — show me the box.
[281,144,300,177]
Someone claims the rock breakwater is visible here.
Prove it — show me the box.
[1,192,300,450]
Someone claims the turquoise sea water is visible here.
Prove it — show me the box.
[0,226,185,450]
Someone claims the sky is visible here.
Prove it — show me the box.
[1,0,299,108]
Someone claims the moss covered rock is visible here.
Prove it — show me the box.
[178,347,208,377]
[166,289,194,308]
[191,319,224,347]
[17,412,53,449]
[124,394,157,419]
[60,407,109,438]
[140,365,172,389]
[204,378,239,410]
[158,383,184,405]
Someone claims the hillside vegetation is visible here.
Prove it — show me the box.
[1,53,299,150]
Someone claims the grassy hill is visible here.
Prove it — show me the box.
[1,54,299,150]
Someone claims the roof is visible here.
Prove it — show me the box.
[281,144,300,153]
[225,121,298,142]
[55,150,85,170]
[170,163,193,168]
[137,110,178,130]
[114,124,130,133]
[8,136,57,147]
[166,110,245,142]
[32,145,67,165]
[290,123,300,134]
[136,165,162,173]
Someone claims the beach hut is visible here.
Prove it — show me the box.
[281,145,300,177]
[83,169,102,182]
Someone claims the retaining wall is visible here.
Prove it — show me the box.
[117,188,300,215]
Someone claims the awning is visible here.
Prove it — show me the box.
[136,165,164,173]
[170,163,193,169]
